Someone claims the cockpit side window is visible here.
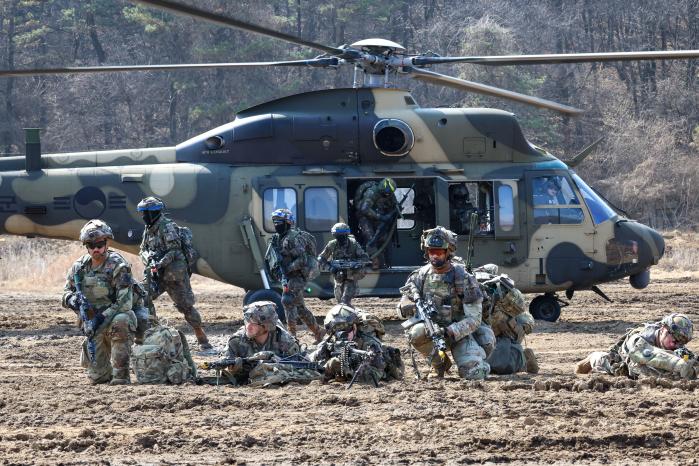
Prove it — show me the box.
[532,176,584,225]
[263,187,297,232]
[571,174,617,225]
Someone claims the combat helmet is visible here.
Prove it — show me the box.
[137,196,165,211]
[661,313,693,345]
[450,184,469,201]
[324,304,360,334]
[331,222,351,236]
[243,301,278,332]
[79,219,114,243]
[379,177,397,194]
[420,226,458,258]
[271,208,295,225]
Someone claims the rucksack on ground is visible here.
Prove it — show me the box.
[176,225,199,269]
[132,325,197,384]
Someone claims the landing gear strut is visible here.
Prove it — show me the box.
[529,293,567,322]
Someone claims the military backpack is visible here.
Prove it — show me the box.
[176,225,199,270]
[132,324,197,384]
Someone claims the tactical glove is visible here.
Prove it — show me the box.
[66,294,80,312]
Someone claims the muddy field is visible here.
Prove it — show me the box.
[2,275,699,465]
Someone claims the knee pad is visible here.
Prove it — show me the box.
[458,360,490,380]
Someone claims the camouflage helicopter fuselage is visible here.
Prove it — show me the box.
[0,88,664,305]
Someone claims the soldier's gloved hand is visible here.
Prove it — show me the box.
[66,294,80,312]
[673,358,694,380]
[250,351,275,361]
[226,357,244,374]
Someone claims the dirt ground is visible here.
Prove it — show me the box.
[2,275,699,465]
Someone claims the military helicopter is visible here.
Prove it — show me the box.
[0,0,694,322]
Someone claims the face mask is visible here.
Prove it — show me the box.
[274,222,289,234]
[142,210,161,226]
[336,235,348,246]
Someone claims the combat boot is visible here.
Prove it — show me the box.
[523,348,539,374]
[110,369,131,385]
[575,355,592,374]
[193,326,213,350]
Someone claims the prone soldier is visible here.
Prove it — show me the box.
[62,220,137,384]
[398,226,494,380]
[311,304,403,386]
[137,196,212,350]
[265,208,325,342]
[317,222,371,305]
[576,313,695,380]
[205,301,308,386]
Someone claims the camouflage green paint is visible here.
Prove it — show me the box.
[0,88,664,300]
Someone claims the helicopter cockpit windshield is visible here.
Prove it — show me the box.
[571,174,618,225]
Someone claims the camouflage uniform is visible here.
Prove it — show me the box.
[268,225,323,340]
[132,280,157,345]
[318,230,370,305]
[449,184,478,235]
[582,314,695,380]
[311,304,403,385]
[475,265,537,374]
[63,250,136,384]
[139,214,207,340]
[398,227,491,379]
[224,321,300,385]
[355,179,398,266]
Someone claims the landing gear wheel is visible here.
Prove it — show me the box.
[243,289,285,323]
[529,294,561,322]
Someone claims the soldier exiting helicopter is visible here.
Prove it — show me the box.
[449,184,479,235]
[355,178,399,269]
[265,208,325,342]
[137,196,212,350]
[317,222,370,306]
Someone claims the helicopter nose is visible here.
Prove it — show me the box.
[613,220,665,284]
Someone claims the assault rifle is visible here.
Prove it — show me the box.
[328,259,372,276]
[343,344,380,390]
[199,351,322,385]
[73,273,105,364]
[265,242,286,282]
[367,183,415,250]
[402,295,447,379]
[143,251,162,296]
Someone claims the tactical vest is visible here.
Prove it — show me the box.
[415,262,467,327]
[76,251,130,311]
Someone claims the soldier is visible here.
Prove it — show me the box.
[474,264,538,374]
[398,226,493,380]
[265,208,325,342]
[137,196,212,350]
[221,300,301,385]
[576,313,695,380]
[355,177,399,269]
[317,222,370,305]
[311,304,403,385]
[449,184,478,235]
[62,220,137,384]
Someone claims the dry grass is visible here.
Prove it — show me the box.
[0,235,229,293]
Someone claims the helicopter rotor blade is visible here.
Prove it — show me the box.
[0,58,339,78]
[406,67,584,116]
[411,50,699,66]
[131,0,343,55]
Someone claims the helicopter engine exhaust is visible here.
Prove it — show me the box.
[373,119,414,156]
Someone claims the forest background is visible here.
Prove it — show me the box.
[0,0,698,229]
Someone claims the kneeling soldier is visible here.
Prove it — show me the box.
[62,220,136,385]
[398,226,493,380]
[317,222,370,305]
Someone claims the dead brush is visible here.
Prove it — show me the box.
[0,235,223,292]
